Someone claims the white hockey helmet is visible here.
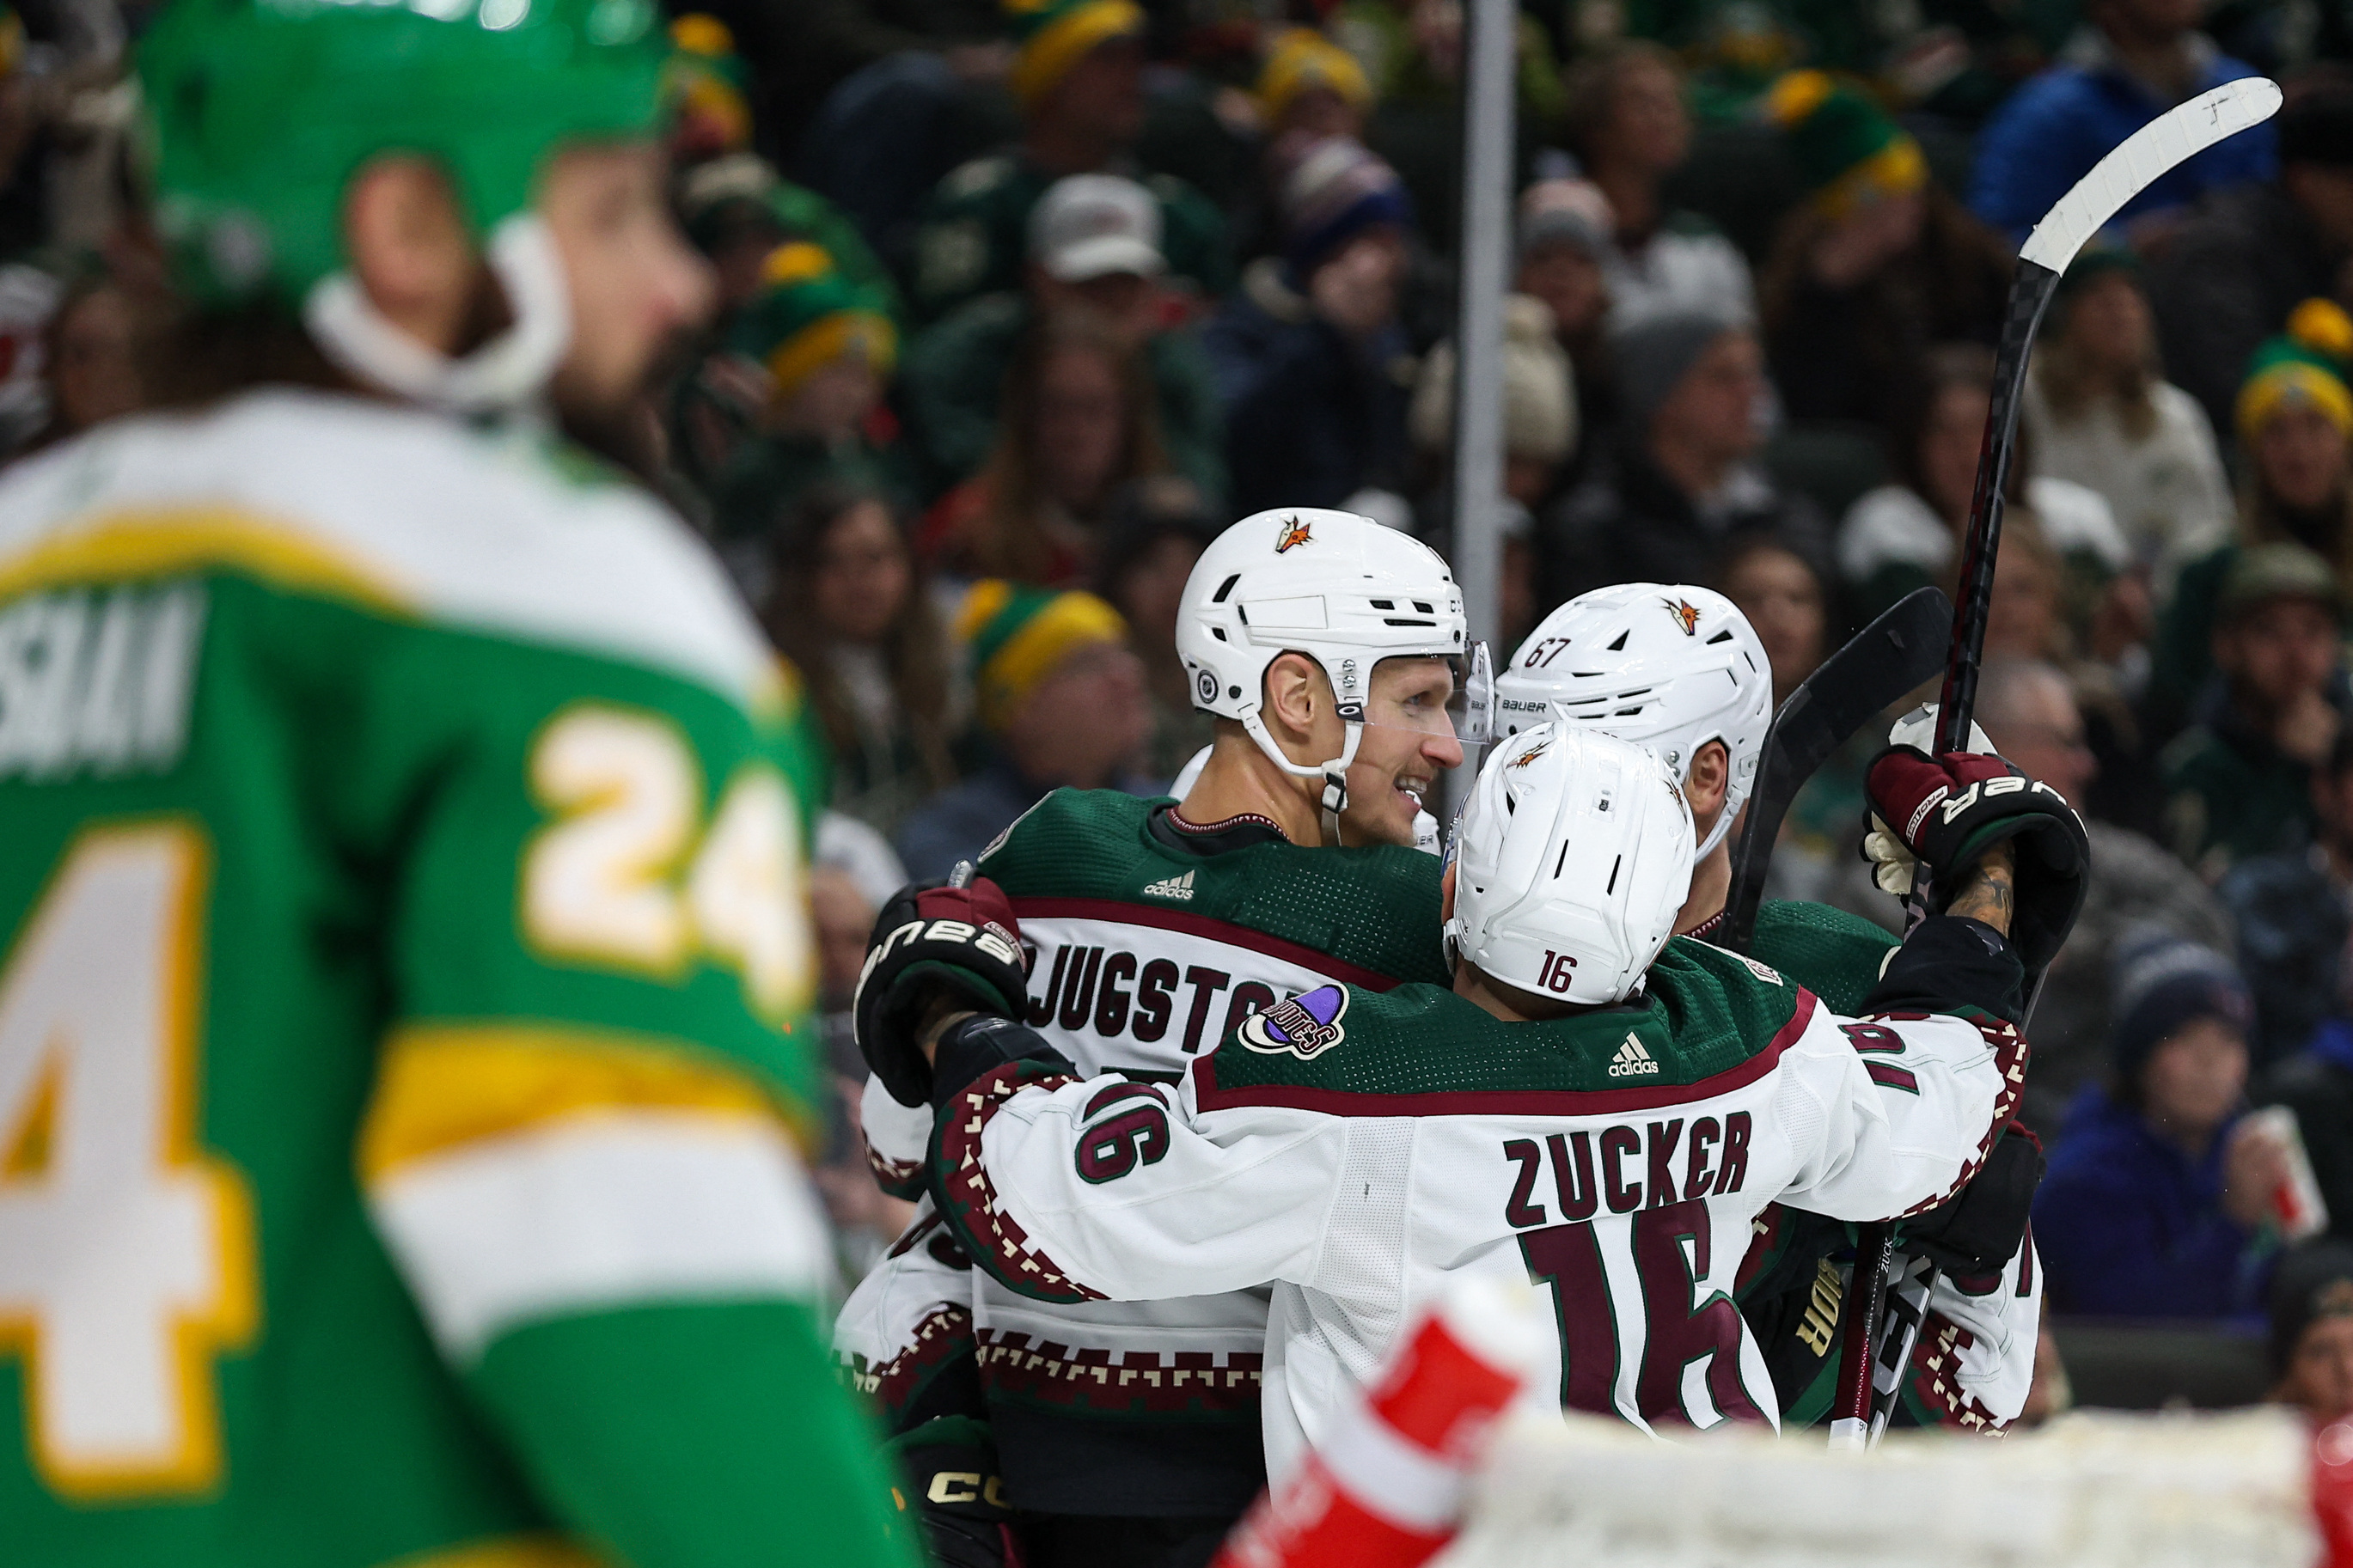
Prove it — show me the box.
[1494,583,1771,859]
[1176,508,1488,827]
[1445,722,1695,1007]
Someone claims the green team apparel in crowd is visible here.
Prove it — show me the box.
[909,152,1235,322]
[0,389,914,1568]
[0,0,915,1558]
[840,787,1449,1516]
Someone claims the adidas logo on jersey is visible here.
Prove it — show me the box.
[1608,1033,1660,1077]
[1141,869,1196,901]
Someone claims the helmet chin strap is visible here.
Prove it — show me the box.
[303,212,572,417]
[1238,709,1363,845]
[1695,786,1744,860]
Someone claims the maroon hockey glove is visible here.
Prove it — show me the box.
[855,877,1029,1107]
[1861,746,2089,974]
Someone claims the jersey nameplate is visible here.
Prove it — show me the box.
[0,581,206,782]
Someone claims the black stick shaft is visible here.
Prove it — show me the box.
[1932,259,2062,754]
[1834,257,2062,1448]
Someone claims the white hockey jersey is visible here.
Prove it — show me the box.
[837,788,1452,1511]
[928,937,2027,1483]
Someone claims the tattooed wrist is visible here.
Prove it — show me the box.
[1947,843,2017,935]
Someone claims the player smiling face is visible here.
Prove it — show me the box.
[1342,655,1465,846]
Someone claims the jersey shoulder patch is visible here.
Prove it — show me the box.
[1199,964,1807,1113]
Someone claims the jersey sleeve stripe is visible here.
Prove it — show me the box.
[0,507,413,614]
[358,1024,798,1183]
[1192,988,1820,1116]
[366,1110,828,1363]
[1009,897,1406,991]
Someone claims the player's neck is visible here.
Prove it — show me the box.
[1179,735,1327,846]
[1454,963,1586,1023]
[1673,838,1733,935]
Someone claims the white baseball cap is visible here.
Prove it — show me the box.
[1030,174,1167,283]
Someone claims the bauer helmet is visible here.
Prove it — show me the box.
[1176,508,1490,828]
[1446,723,1694,1007]
[1494,583,1770,859]
[138,0,671,412]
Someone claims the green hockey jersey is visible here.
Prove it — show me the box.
[0,390,910,1567]
[840,789,1448,1516]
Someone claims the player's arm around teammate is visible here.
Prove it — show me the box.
[880,727,2081,1437]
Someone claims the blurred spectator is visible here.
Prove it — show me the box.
[2163,542,2348,879]
[1759,72,2014,432]
[1715,534,1861,906]
[1975,659,2232,1131]
[905,0,1232,321]
[1720,533,1828,705]
[2153,305,2353,729]
[2033,934,2283,1319]
[2151,88,2353,436]
[1967,0,2274,245]
[2023,247,2234,591]
[2264,990,2353,1257]
[675,153,901,324]
[1543,311,1828,605]
[1093,477,1219,785]
[1513,180,1617,439]
[899,173,1224,503]
[917,310,1169,586]
[896,580,1156,876]
[669,156,901,495]
[1410,294,1574,647]
[710,244,903,548]
[2219,726,2353,1065]
[1839,344,2130,628]
[1557,42,1756,330]
[763,484,961,836]
[1204,137,1416,516]
[27,267,138,452]
[2268,1242,2353,1422]
[806,856,917,1275]
[1257,27,1373,145]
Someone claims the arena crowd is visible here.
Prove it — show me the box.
[17,0,2353,1421]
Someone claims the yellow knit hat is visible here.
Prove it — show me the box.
[1257,28,1372,125]
[956,579,1130,730]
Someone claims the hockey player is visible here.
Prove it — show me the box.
[840,507,1483,1565]
[894,723,2085,1472]
[0,3,908,1565]
[1494,584,2049,1430]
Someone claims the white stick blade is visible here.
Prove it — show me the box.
[2020,76,2283,272]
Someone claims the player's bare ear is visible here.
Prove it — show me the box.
[342,155,476,356]
[1261,653,1322,741]
[1687,739,1731,817]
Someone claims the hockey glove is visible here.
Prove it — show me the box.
[1861,747,2090,973]
[1897,1120,2044,1280]
[856,877,1030,1107]
[884,1416,1021,1568]
[930,1014,1075,1111]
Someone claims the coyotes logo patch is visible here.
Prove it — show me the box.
[1238,984,1350,1059]
[1274,516,1314,553]
[1663,596,1702,636]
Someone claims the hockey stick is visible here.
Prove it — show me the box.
[1829,75,2283,1454]
[1720,585,1953,958]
